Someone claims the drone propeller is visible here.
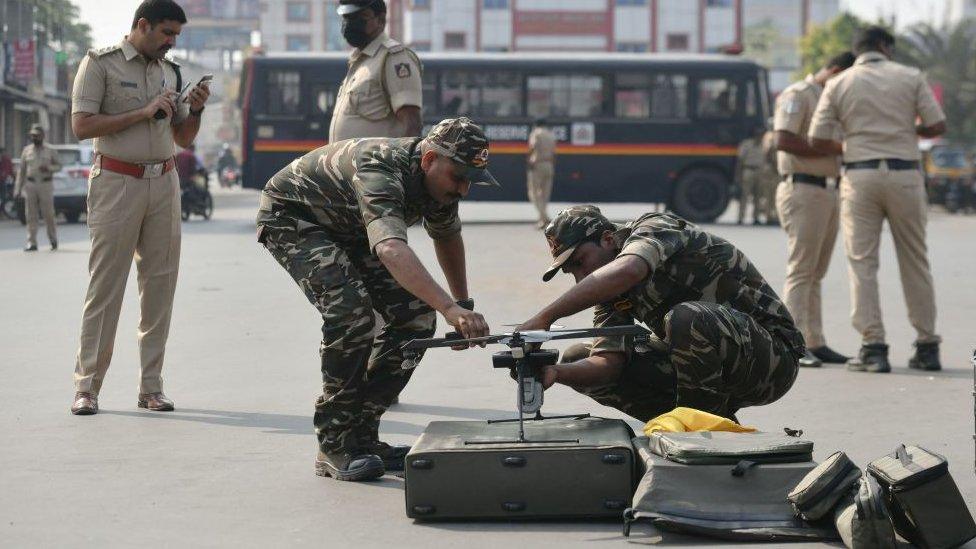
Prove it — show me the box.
[401,325,649,351]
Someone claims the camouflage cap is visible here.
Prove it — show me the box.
[541,205,617,282]
[29,123,44,135]
[424,117,500,187]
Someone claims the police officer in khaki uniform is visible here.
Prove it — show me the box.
[774,51,856,368]
[759,127,780,225]
[16,124,62,251]
[527,118,556,228]
[329,0,422,142]
[809,27,946,373]
[735,127,764,224]
[69,0,210,415]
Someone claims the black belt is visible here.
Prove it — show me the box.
[27,176,53,183]
[844,159,919,170]
[787,174,828,187]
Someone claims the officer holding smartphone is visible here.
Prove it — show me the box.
[68,0,210,415]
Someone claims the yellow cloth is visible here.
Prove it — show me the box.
[643,407,757,436]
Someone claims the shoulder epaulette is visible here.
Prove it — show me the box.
[384,38,405,54]
[88,44,121,59]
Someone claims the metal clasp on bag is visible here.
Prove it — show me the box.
[143,161,165,178]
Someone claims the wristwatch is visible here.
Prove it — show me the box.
[456,298,474,311]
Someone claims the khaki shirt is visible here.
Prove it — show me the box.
[774,75,840,177]
[329,33,423,142]
[16,143,62,192]
[736,137,764,176]
[71,39,189,163]
[809,52,945,162]
[528,127,556,164]
[589,213,804,359]
[259,137,460,253]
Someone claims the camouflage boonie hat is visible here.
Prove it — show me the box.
[29,124,44,135]
[424,117,500,187]
[542,205,617,282]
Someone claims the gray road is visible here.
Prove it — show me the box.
[2,189,974,548]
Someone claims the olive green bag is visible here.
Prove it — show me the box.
[833,474,897,549]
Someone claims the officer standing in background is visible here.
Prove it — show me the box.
[257,118,494,481]
[735,126,764,225]
[329,0,423,142]
[774,51,856,368]
[16,124,62,252]
[527,118,556,228]
[69,0,210,415]
[760,126,780,225]
[809,26,946,373]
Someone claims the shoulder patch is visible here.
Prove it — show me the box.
[88,44,121,58]
[394,63,412,79]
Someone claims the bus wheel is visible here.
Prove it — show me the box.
[669,169,730,223]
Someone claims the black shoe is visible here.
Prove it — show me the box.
[363,440,411,471]
[908,341,941,371]
[23,244,37,252]
[50,241,57,251]
[798,350,822,368]
[847,343,890,373]
[314,450,384,481]
[810,346,850,364]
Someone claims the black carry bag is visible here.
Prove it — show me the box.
[624,432,838,541]
[788,451,862,521]
[833,474,897,549]
[867,444,976,549]
[404,416,636,520]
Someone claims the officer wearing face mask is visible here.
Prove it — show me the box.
[329,0,423,143]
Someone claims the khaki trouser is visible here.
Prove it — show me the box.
[840,167,938,345]
[775,180,839,349]
[23,180,57,246]
[527,161,554,224]
[74,168,181,394]
[737,169,759,223]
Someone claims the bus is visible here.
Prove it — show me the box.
[238,52,770,222]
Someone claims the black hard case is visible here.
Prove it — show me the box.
[404,417,636,520]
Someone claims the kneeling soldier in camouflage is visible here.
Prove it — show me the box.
[258,118,495,481]
[518,206,804,421]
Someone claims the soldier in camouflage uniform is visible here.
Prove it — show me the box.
[257,117,496,481]
[518,206,804,420]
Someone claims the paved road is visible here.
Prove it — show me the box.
[2,189,974,548]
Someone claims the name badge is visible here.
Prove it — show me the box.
[120,81,138,89]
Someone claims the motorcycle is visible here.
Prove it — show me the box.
[219,166,240,188]
[181,170,213,221]
[0,176,17,219]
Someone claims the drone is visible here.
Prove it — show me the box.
[399,325,652,443]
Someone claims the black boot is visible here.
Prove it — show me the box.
[314,449,384,481]
[846,343,890,373]
[798,350,822,368]
[359,418,410,472]
[810,345,850,364]
[908,341,941,371]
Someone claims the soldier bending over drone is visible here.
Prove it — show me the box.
[518,206,805,421]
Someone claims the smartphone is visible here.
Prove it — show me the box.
[181,74,214,103]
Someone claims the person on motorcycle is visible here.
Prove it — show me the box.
[175,143,205,202]
[216,143,238,187]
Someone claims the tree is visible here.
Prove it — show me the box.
[33,0,92,63]
[796,12,870,77]
[896,21,976,144]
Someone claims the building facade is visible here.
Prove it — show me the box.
[257,0,838,91]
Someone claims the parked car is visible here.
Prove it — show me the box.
[13,141,93,224]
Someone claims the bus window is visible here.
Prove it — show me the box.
[439,71,523,117]
[422,71,438,115]
[697,78,738,119]
[528,74,606,118]
[267,70,302,115]
[310,84,337,115]
[650,74,688,119]
[615,73,651,119]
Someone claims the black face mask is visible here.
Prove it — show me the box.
[342,17,371,49]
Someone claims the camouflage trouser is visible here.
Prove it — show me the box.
[258,217,435,454]
[561,301,798,421]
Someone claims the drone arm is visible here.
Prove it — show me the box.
[522,255,648,330]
